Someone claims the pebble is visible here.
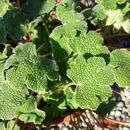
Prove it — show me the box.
[117,102,124,107]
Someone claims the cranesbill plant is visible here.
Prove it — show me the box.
[0,0,130,129]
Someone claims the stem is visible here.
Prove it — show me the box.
[63,82,77,90]
[84,111,94,130]
[16,0,21,10]
[95,111,130,126]
[37,94,43,105]
[105,33,130,40]
[43,23,50,35]
[12,115,20,130]
[42,52,51,58]
[112,90,123,95]
[104,117,130,126]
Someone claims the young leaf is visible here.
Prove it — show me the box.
[16,97,46,124]
[64,87,78,109]
[56,0,78,20]
[110,49,130,87]
[92,4,106,20]
[60,11,87,32]
[67,56,114,109]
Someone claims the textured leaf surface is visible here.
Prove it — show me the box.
[67,56,114,109]
[5,43,59,92]
[106,10,130,33]
[56,0,77,20]
[92,4,106,20]
[110,50,130,87]
[0,81,26,120]
[16,97,46,124]
[60,11,87,32]
[68,31,109,56]
[22,0,56,20]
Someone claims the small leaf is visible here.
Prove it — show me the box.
[60,11,87,32]
[92,4,106,20]
[56,0,77,20]
[110,49,130,87]
[16,97,46,124]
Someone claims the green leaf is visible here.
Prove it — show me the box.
[92,4,106,20]
[0,122,5,130]
[110,49,130,87]
[16,97,46,124]
[0,81,26,120]
[60,11,87,32]
[64,87,78,109]
[50,26,73,61]
[6,121,20,130]
[5,43,59,92]
[0,9,29,43]
[99,0,117,10]
[22,0,56,20]
[67,56,114,109]
[68,31,110,56]
[0,20,7,44]
[106,9,130,33]
[56,0,77,20]
[0,0,10,18]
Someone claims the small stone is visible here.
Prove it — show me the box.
[124,91,130,96]
[110,111,115,116]
[122,127,130,130]
[117,102,124,107]
[115,111,121,117]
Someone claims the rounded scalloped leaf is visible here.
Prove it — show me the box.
[110,49,130,87]
[75,84,111,109]
[68,31,110,56]
[56,0,77,20]
[92,4,106,20]
[5,43,59,92]
[0,81,26,120]
[60,11,87,32]
[5,43,37,69]
[67,56,114,109]
[6,56,59,92]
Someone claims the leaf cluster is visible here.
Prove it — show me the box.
[0,0,130,129]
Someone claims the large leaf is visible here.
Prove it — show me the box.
[110,49,130,87]
[67,56,114,109]
[5,43,59,92]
